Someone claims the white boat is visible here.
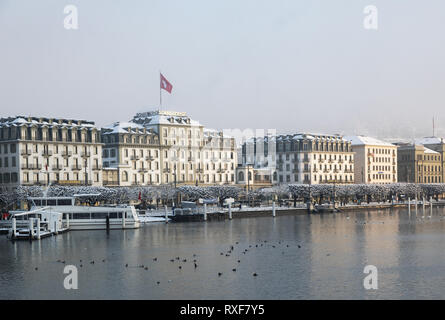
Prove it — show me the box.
[27,194,141,230]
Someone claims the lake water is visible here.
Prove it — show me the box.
[2,207,445,299]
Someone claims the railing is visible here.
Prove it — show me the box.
[130,155,140,160]
[52,165,63,170]
[42,150,53,157]
[71,165,82,170]
[92,165,102,170]
[21,164,42,170]
[81,151,91,157]
[138,168,148,172]
[62,151,72,157]
[20,150,32,156]
[145,156,154,161]
[103,180,119,186]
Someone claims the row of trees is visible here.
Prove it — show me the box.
[1,183,445,210]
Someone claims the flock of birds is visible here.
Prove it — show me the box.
[43,240,306,285]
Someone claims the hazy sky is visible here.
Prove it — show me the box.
[1,0,445,140]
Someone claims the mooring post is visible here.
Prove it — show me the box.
[165,205,168,224]
[36,218,41,240]
[122,212,126,228]
[408,197,411,215]
[272,201,276,217]
[415,195,418,216]
[29,218,33,240]
[204,203,207,221]
[12,217,16,239]
[228,203,232,220]
[106,215,110,231]
[430,196,433,217]
[66,213,70,229]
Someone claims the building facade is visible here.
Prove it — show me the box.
[241,133,355,185]
[397,143,442,183]
[275,133,354,184]
[345,136,398,184]
[101,122,161,186]
[0,116,103,189]
[415,137,445,183]
[101,110,238,186]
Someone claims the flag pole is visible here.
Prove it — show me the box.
[159,71,162,111]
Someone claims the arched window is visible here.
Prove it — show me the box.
[122,171,128,182]
[248,172,252,181]
[238,171,244,182]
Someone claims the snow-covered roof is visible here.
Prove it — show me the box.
[102,121,152,135]
[344,135,396,147]
[0,116,97,129]
[415,136,444,145]
[424,147,439,154]
[132,110,201,128]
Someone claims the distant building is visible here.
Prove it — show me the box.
[241,133,354,185]
[0,116,103,189]
[275,133,354,184]
[345,135,397,184]
[415,137,445,183]
[397,143,442,183]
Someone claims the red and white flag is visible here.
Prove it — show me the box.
[160,73,173,93]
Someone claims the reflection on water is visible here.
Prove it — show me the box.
[2,207,445,299]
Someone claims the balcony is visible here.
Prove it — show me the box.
[21,150,32,156]
[163,168,171,173]
[196,168,204,173]
[333,169,339,173]
[338,159,344,163]
[103,180,119,186]
[303,179,310,184]
[62,151,72,157]
[71,164,82,170]
[319,159,325,163]
[349,160,354,164]
[130,155,140,160]
[303,158,309,163]
[138,168,148,173]
[145,156,154,161]
[21,164,42,170]
[303,168,310,173]
[52,165,63,171]
[328,159,334,163]
[42,150,53,157]
[81,151,91,158]
[92,165,102,170]
[293,169,299,173]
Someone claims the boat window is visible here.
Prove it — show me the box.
[57,199,72,206]
[34,200,41,206]
[109,212,117,219]
[72,212,91,219]
[47,199,57,206]
[91,212,109,219]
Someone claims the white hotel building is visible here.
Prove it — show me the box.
[101,110,237,186]
[0,116,103,189]
[344,135,398,184]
